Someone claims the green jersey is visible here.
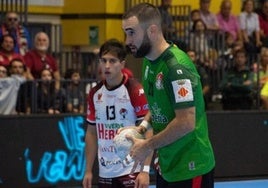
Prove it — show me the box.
[142,44,215,182]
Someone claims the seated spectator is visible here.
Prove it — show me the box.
[185,9,201,45]
[219,49,254,110]
[199,0,219,31]
[0,34,24,67]
[64,69,84,113]
[158,0,176,41]
[191,9,201,25]
[258,0,268,47]
[8,58,33,114]
[24,32,61,90]
[158,0,187,50]
[36,68,66,114]
[0,62,28,115]
[187,49,211,109]
[216,0,242,41]
[252,47,268,109]
[0,11,31,55]
[219,32,237,70]
[239,0,262,54]
[189,19,213,69]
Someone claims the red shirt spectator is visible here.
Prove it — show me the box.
[24,49,58,79]
[259,15,268,36]
[0,51,23,67]
[24,32,61,90]
[259,1,268,39]
[0,12,31,55]
[0,34,24,67]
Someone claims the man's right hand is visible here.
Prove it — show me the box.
[82,172,93,188]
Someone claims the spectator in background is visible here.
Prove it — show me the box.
[158,0,187,50]
[220,49,254,110]
[258,0,268,47]
[185,9,201,45]
[199,0,219,31]
[187,49,211,109]
[0,11,31,55]
[8,58,33,114]
[24,32,61,90]
[239,0,262,54]
[0,65,7,78]
[219,31,239,70]
[64,69,84,113]
[158,0,176,41]
[190,9,201,29]
[216,0,242,41]
[0,59,30,115]
[252,47,268,109]
[0,34,24,68]
[189,19,211,68]
[36,68,66,114]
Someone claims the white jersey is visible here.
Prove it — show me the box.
[86,76,148,178]
[0,75,25,115]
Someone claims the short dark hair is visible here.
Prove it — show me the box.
[64,68,80,79]
[122,3,162,29]
[99,39,127,61]
[9,58,26,70]
[192,19,207,32]
[234,49,247,57]
[0,34,16,46]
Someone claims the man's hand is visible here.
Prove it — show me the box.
[82,172,93,188]
[126,135,153,173]
[135,171,150,188]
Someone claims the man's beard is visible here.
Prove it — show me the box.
[1,48,13,54]
[133,33,152,58]
[36,45,48,52]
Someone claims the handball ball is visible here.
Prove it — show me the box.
[113,128,144,160]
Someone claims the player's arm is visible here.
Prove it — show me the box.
[136,111,152,134]
[83,124,97,188]
[135,115,153,188]
[147,107,195,149]
[128,107,195,166]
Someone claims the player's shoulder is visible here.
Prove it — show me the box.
[88,81,104,96]
[124,77,143,91]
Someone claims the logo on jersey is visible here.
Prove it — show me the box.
[155,72,164,90]
[119,108,128,119]
[177,69,183,74]
[144,66,149,80]
[118,95,129,103]
[151,103,168,124]
[99,156,121,169]
[139,88,144,96]
[172,79,193,103]
[135,106,141,113]
[97,93,103,102]
[189,161,196,171]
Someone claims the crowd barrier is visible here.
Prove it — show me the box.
[0,111,268,187]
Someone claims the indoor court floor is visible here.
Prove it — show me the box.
[147,179,268,188]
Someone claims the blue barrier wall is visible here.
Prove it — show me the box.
[0,111,268,187]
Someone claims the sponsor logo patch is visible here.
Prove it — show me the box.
[172,79,193,103]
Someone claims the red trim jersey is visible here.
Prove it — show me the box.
[86,74,148,178]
